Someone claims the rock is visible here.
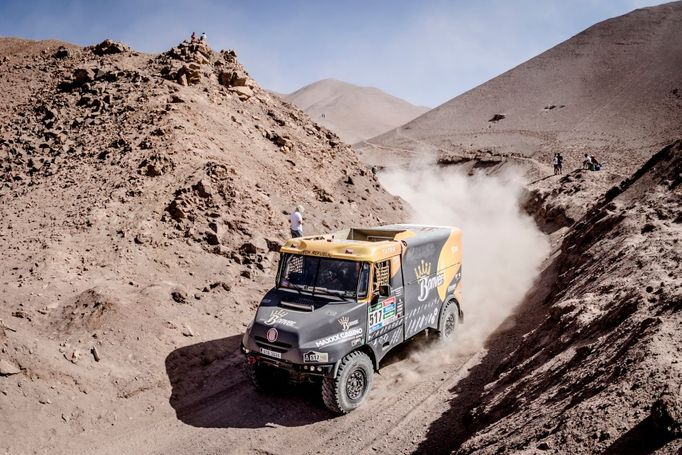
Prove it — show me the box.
[64,350,80,364]
[73,68,95,85]
[91,39,129,56]
[11,310,28,319]
[265,238,282,252]
[205,231,220,246]
[53,46,70,59]
[0,359,20,376]
[228,86,253,100]
[170,95,185,103]
[651,391,682,437]
[240,237,268,255]
[182,325,194,337]
[166,200,187,221]
[193,179,213,198]
[91,346,101,362]
[219,70,250,88]
[171,287,188,304]
[488,113,506,122]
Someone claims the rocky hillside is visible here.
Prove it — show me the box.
[359,1,682,177]
[457,141,682,454]
[0,37,403,453]
[286,78,429,144]
[411,140,682,454]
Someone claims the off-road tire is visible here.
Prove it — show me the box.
[437,300,459,341]
[322,351,373,414]
[246,361,276,392]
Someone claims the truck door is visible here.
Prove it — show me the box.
[367,256,404,341]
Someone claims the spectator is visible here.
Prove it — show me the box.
[290,205,304,238]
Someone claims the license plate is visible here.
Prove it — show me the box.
[260,348,282,359]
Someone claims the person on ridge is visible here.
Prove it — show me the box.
[290,205,304,238]
[200,32,207,42]
[191,32,196,43]
[553,153,560,175]
[557,152,564,174]
[583,153,593,170]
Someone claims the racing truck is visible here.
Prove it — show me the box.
[241,224,463,413]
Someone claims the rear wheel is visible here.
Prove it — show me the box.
[437,300,459,341]
[322,351,373,414]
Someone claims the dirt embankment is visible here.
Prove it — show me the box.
[413,141,682,454]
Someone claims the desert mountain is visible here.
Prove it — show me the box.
[0,37,403,453]
[359,1,682,175]
[286,78,429,144]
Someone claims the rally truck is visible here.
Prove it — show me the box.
[241,224,462,414]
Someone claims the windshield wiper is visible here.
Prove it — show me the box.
[315,288,354,299]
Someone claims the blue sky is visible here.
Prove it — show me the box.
[0,0,668,106]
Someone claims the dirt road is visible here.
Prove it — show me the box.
[73,333,478,455]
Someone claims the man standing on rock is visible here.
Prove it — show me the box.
[290,205,304,238]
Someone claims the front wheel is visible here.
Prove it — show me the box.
[437,300,459,341]
[322,351,373,414]
[245,360,277,392]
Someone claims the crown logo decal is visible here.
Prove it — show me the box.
[414,259,432,279]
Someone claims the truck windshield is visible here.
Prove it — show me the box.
[278,254,368,299]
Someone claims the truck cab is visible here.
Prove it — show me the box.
[242,224,463,413]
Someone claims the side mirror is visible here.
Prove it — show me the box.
[378,284,390,297]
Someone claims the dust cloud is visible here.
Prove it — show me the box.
[377,164,549,383]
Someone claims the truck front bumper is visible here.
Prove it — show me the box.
[241,343,334,380]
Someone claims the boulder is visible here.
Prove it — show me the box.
[73,68,95,85]
[0,359,20,376]
[53,46,70,59]
[228,86,253,100]
[219,70,250,88]
[240,237,268,255]
[192,179,213,198]
[91,39,130,56]
[651,391,682,437]
[170,287,188,304]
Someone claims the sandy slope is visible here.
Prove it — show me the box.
[358,1,682,175]
[0,37,407,454]
[286,78,429,144]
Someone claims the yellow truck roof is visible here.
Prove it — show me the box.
[281,225,460,263]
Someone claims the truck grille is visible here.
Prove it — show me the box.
[255,336,292,352]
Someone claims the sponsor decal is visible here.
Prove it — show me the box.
[369,296,399,333]
[383,303,397,319]
[338,316,359,331]
[381,245,398,255]
[314,327,363,348]
[266,327,278,343]
[415,259,444,302]
[264,308,296,327]
[303,351,329,363]
[260,348,281,359]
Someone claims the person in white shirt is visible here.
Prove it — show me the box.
[290,205,304,238]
